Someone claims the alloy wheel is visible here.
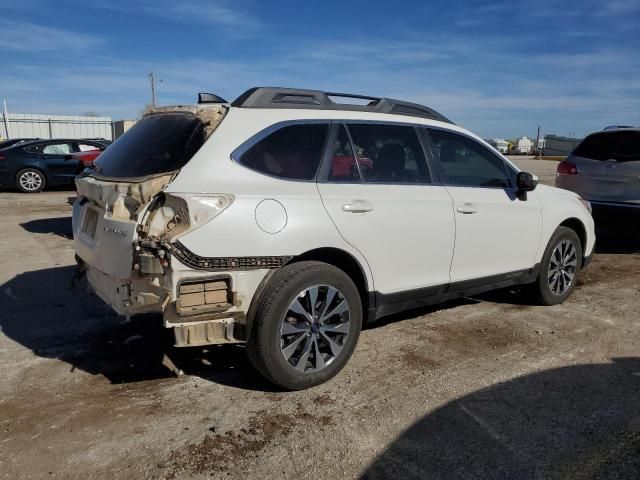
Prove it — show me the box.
[19,171,42,192]
[280,285,350,372]
[548,239,577,295]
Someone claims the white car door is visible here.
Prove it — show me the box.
[317,123,455,296]
[426,128,543,283]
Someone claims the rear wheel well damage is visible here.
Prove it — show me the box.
[244,247,371,339]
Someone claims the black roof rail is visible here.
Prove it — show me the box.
[231,87,453,124]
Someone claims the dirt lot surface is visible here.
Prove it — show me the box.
[1,160,640,479]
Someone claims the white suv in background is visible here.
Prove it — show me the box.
[73,87,595,389]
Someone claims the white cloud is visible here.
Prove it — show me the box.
[601,0,640,14]
[0,19,104,51]
[92,0,261,32]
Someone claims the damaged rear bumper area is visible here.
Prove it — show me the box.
[77,251,271,347]
[72,167,271,346]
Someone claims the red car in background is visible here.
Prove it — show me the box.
[70,148,103,167]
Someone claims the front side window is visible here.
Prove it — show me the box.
[43,143,72,155]
[428,129,511,188]
[345,123,431,184]
[238,123,329,180]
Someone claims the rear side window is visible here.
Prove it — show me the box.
[91,112,205,179]
[43,143,73,154]
[428,129,511,188]
[573,131,640,162]
[237,123,329,180]
[340,123,431,184]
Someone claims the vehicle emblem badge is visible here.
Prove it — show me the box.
[103,227,128,236]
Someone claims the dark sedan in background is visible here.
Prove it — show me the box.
[0,139,108,192]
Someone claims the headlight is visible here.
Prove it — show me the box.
[578,198,592,215]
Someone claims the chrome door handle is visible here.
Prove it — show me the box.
[456,203,478,214]
[342,200,374,213]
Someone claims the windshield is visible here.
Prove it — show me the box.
[91,112,205,178]
[573,130,640,162]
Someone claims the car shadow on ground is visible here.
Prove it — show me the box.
[361,357,640,480]
[594,226,640,254]
[20,216,73,239]
[0,265,277,391]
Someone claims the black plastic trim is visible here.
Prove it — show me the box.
[372,265,540,320]
[170,241,293,271]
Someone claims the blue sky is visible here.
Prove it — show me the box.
[1,0,639,139]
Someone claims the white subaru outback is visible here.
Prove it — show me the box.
[73,87,595,390]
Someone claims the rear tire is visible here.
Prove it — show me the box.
[247,261,362,390]
[16,168,46,193]
[529,226,582,305]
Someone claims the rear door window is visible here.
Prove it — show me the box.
[91,112,205,179]
[344,123,431,184]
[236,123,329,180]
[573,131,640,162]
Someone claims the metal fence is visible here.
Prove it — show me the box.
[543,134,582,156]
[1,113,113,141]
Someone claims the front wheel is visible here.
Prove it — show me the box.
[247,261,362,390]
[529,226,583,305]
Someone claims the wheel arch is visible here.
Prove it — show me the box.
[244,247,373,339]
[287,248,370,307]
[558,217,588,263]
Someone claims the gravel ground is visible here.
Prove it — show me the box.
[1,160,639,479]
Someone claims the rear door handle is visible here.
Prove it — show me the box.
[456,203,478,214]
[342,200,374,213]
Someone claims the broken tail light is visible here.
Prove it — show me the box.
[146,193,234,241]
[557,160,580,175]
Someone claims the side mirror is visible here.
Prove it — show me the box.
[517,171,538,192]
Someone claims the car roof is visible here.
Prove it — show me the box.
[589,127,640,137]
[603,125,636,130]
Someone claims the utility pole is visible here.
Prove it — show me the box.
[2,99,11,139]
[535,125,541,157]
[149,72,157,108]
